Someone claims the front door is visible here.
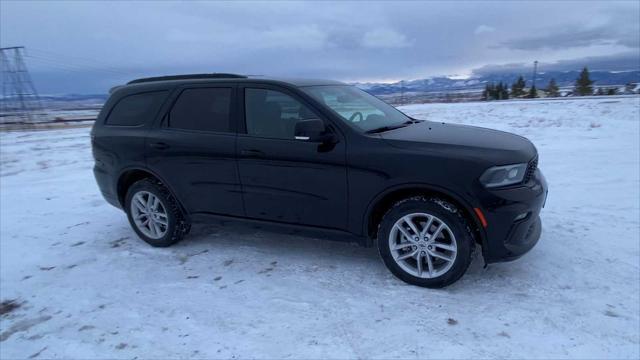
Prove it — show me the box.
[237,85,348,229]
[146,84,243,216]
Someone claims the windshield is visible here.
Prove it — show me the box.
[302,85,411,132]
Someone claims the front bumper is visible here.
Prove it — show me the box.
[477,169,548,263]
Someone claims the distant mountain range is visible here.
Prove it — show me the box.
[355,70,640,95]
[21,69,640,104]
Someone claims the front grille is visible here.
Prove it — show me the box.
[523,157,538,183]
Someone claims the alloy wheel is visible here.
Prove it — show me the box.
[130,191,169,239]
[388,212,458,278]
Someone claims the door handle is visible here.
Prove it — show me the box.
[240,149,265,158]
[150,142,170,150]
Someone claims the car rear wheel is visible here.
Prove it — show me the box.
[377,196,474,288]
[125,179,189,247]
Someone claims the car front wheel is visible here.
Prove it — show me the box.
[377,196,474,288]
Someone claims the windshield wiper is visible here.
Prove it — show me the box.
[365,124,408,134]
[365,119,422,134]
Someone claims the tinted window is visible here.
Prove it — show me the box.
[169,88,232,132]
[106,91,167,126]
[245,88,316,139]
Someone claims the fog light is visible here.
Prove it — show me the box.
[514,212,529,221]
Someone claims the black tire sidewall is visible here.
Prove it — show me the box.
[124,179,182,247]
[377,198,473,288]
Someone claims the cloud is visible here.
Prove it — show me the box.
[2,0,639,93]
[362,29,412,49]
[473,51,640,75]
[166,25,328,50]
[499,26,639,50]
[258,26,329,50]
[474,25,495,35]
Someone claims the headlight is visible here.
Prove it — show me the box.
[479,163,528,188]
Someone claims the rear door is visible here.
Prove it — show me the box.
[236,84,348,229]
[146,84,243,216]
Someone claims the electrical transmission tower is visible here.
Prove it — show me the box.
[1,46,43,122]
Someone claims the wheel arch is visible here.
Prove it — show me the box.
[363,183,486,250]
[116,167,188,218]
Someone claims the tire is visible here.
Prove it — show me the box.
[377,196,474,288]
[124,178,189,247]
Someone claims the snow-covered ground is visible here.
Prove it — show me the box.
[1,97,639,359]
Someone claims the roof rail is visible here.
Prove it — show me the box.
[127,73,247,85]
[109,85,125,94]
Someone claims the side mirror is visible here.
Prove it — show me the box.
[294,119,335,143]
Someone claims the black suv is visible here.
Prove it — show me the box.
[92,73,547,288]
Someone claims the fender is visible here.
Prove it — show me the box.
[361,182,488,252]
[115,165,191,222]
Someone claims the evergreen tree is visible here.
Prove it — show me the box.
[546,78,560,97]
[484,83,497,100]
[528,85,537,98]
[496,82,504,100]
[500,82,509,100]
[575,67,594,96]
[482,83,490,101]
[511,76,526,97]
[607,88,617,96]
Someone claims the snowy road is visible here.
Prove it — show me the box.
[1,97,639,359]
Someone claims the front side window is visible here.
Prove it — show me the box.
[106,91,167,126]
[244,88,317,139]
[169,88,232,132]
[302,85,410,132]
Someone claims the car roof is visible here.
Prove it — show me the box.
[112,74,346,93]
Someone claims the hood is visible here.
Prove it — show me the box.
[379,121,537,165]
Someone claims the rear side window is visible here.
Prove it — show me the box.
[105,91,167,126]
[168,88,232,132]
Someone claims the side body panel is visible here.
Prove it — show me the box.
[144,84,244,216]
[235,83,349,229]
[91,87,169,207]
[343,134,487,237]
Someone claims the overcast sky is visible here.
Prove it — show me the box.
[1,0,639,94]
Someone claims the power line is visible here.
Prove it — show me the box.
[28,48,138,75]
[25,54,132,77]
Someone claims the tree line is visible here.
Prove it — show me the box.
[482,66,607,101]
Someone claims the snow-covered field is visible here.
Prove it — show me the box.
[1,97,639,359]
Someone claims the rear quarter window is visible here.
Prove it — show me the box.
[105,91,168,126]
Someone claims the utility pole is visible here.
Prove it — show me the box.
[1,46,43,122]
[529,60,539,98]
